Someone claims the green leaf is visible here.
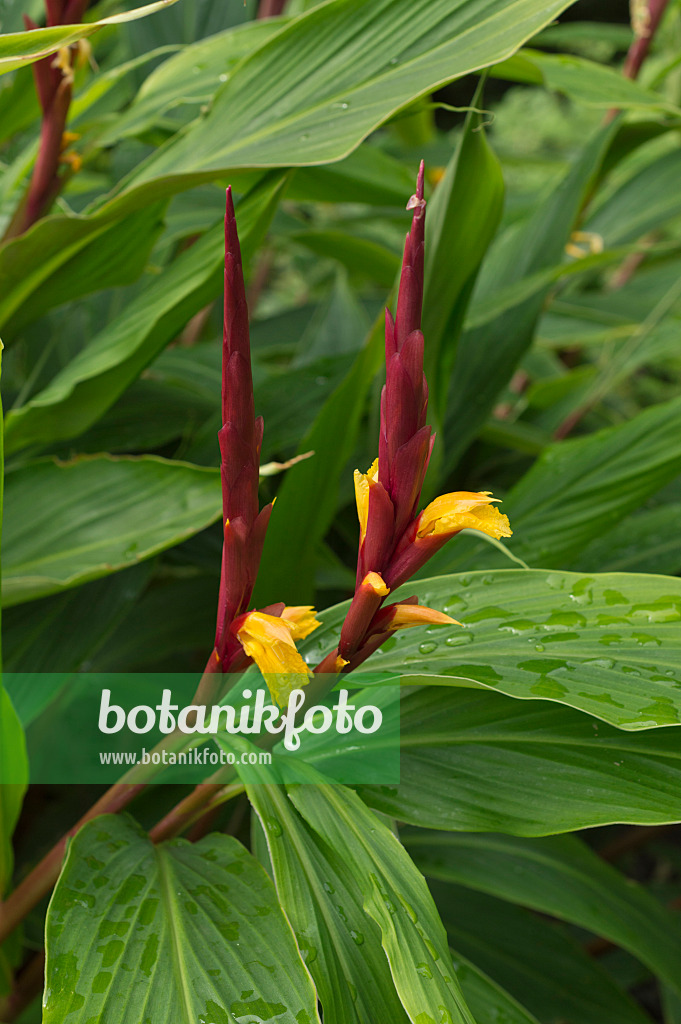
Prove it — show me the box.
[434,884,654,1024]
[429,394,681,574]
[586,147,681,245]
[443,122,616,470]
[96,20,286,146]
[359,687,681,835]
[2,201,167,337]
[0,1,180,74]
[4,173,286,454]
[0,342,27,897]
[252,310,384,606]
[571,504,681,575]
[289,782,476,1024]
[501,395,681,569]
[0,688,27,892]
[493,49,681,112]
[406,831,681,995]
[2,455,221,608]
[423,82,504,416]
[3,565,152,709]
[451,956,540,1024]
[303,569,681,729]
[43,814,321,1023]
[247,781,410,1024]
[123,0,582,187]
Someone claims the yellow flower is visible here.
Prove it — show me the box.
[354,458,379,543]
[418,491,511,540]
[281,606,321,640]
[235,611,311,706]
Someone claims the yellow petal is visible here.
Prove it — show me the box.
[362,571,390,597]
[281,605,321,640]
[236,611,310,706]
[354,458,379,543]
[388,605,460,630]
[418,491,512,540]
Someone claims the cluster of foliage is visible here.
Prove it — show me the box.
[1,0,681,1021]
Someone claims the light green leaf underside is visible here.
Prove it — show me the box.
[43,815,320,1023]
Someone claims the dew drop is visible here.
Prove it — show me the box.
[419,642,438,654]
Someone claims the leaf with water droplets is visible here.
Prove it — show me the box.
[44,815,320,1024]
[302,569,681,730]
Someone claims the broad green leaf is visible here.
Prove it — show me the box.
[3,565,152,712]
[302,569,681,729]
[406,832,681,996]
[43,814,321,1024]
[288,779,476,1024]
[0,1,180,74]
[123,0,581,187]
[443,121,616,470]
[451,956,540,1024]
[4,173,286,453]
[252,310,384,606]
[2,455,221,607]
[571,504,681,575]
[586,147,681,245]
[359,687,681,835]
[501,395,681,569]
[289,145,416,206]
[290,230,400,288]
[2,201,167,336]
[493,49,680,112]
[433,884,654,1024]
[247,781,410,1024]
[423,83,504,416]
[96,20,286,146]
[429,393,681,574]
[89,575,216,673]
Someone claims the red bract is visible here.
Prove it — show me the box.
[214,188,274,671]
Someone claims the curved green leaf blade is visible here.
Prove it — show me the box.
[434,884,654,1024]
[44,815,321,1023]
[4,174,286,452]
[289,781,477,1024]
[125,0,580,186]
[406,831,681,996]
[429,394,681,575]
[494,49,681,112]
[0,1,179,74]
[359,687,681,835]
[423,82,504,417]
[2,456,221,607]
[302,569,681,729]
[452,955,540,1024]
[248,781,410,1024]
